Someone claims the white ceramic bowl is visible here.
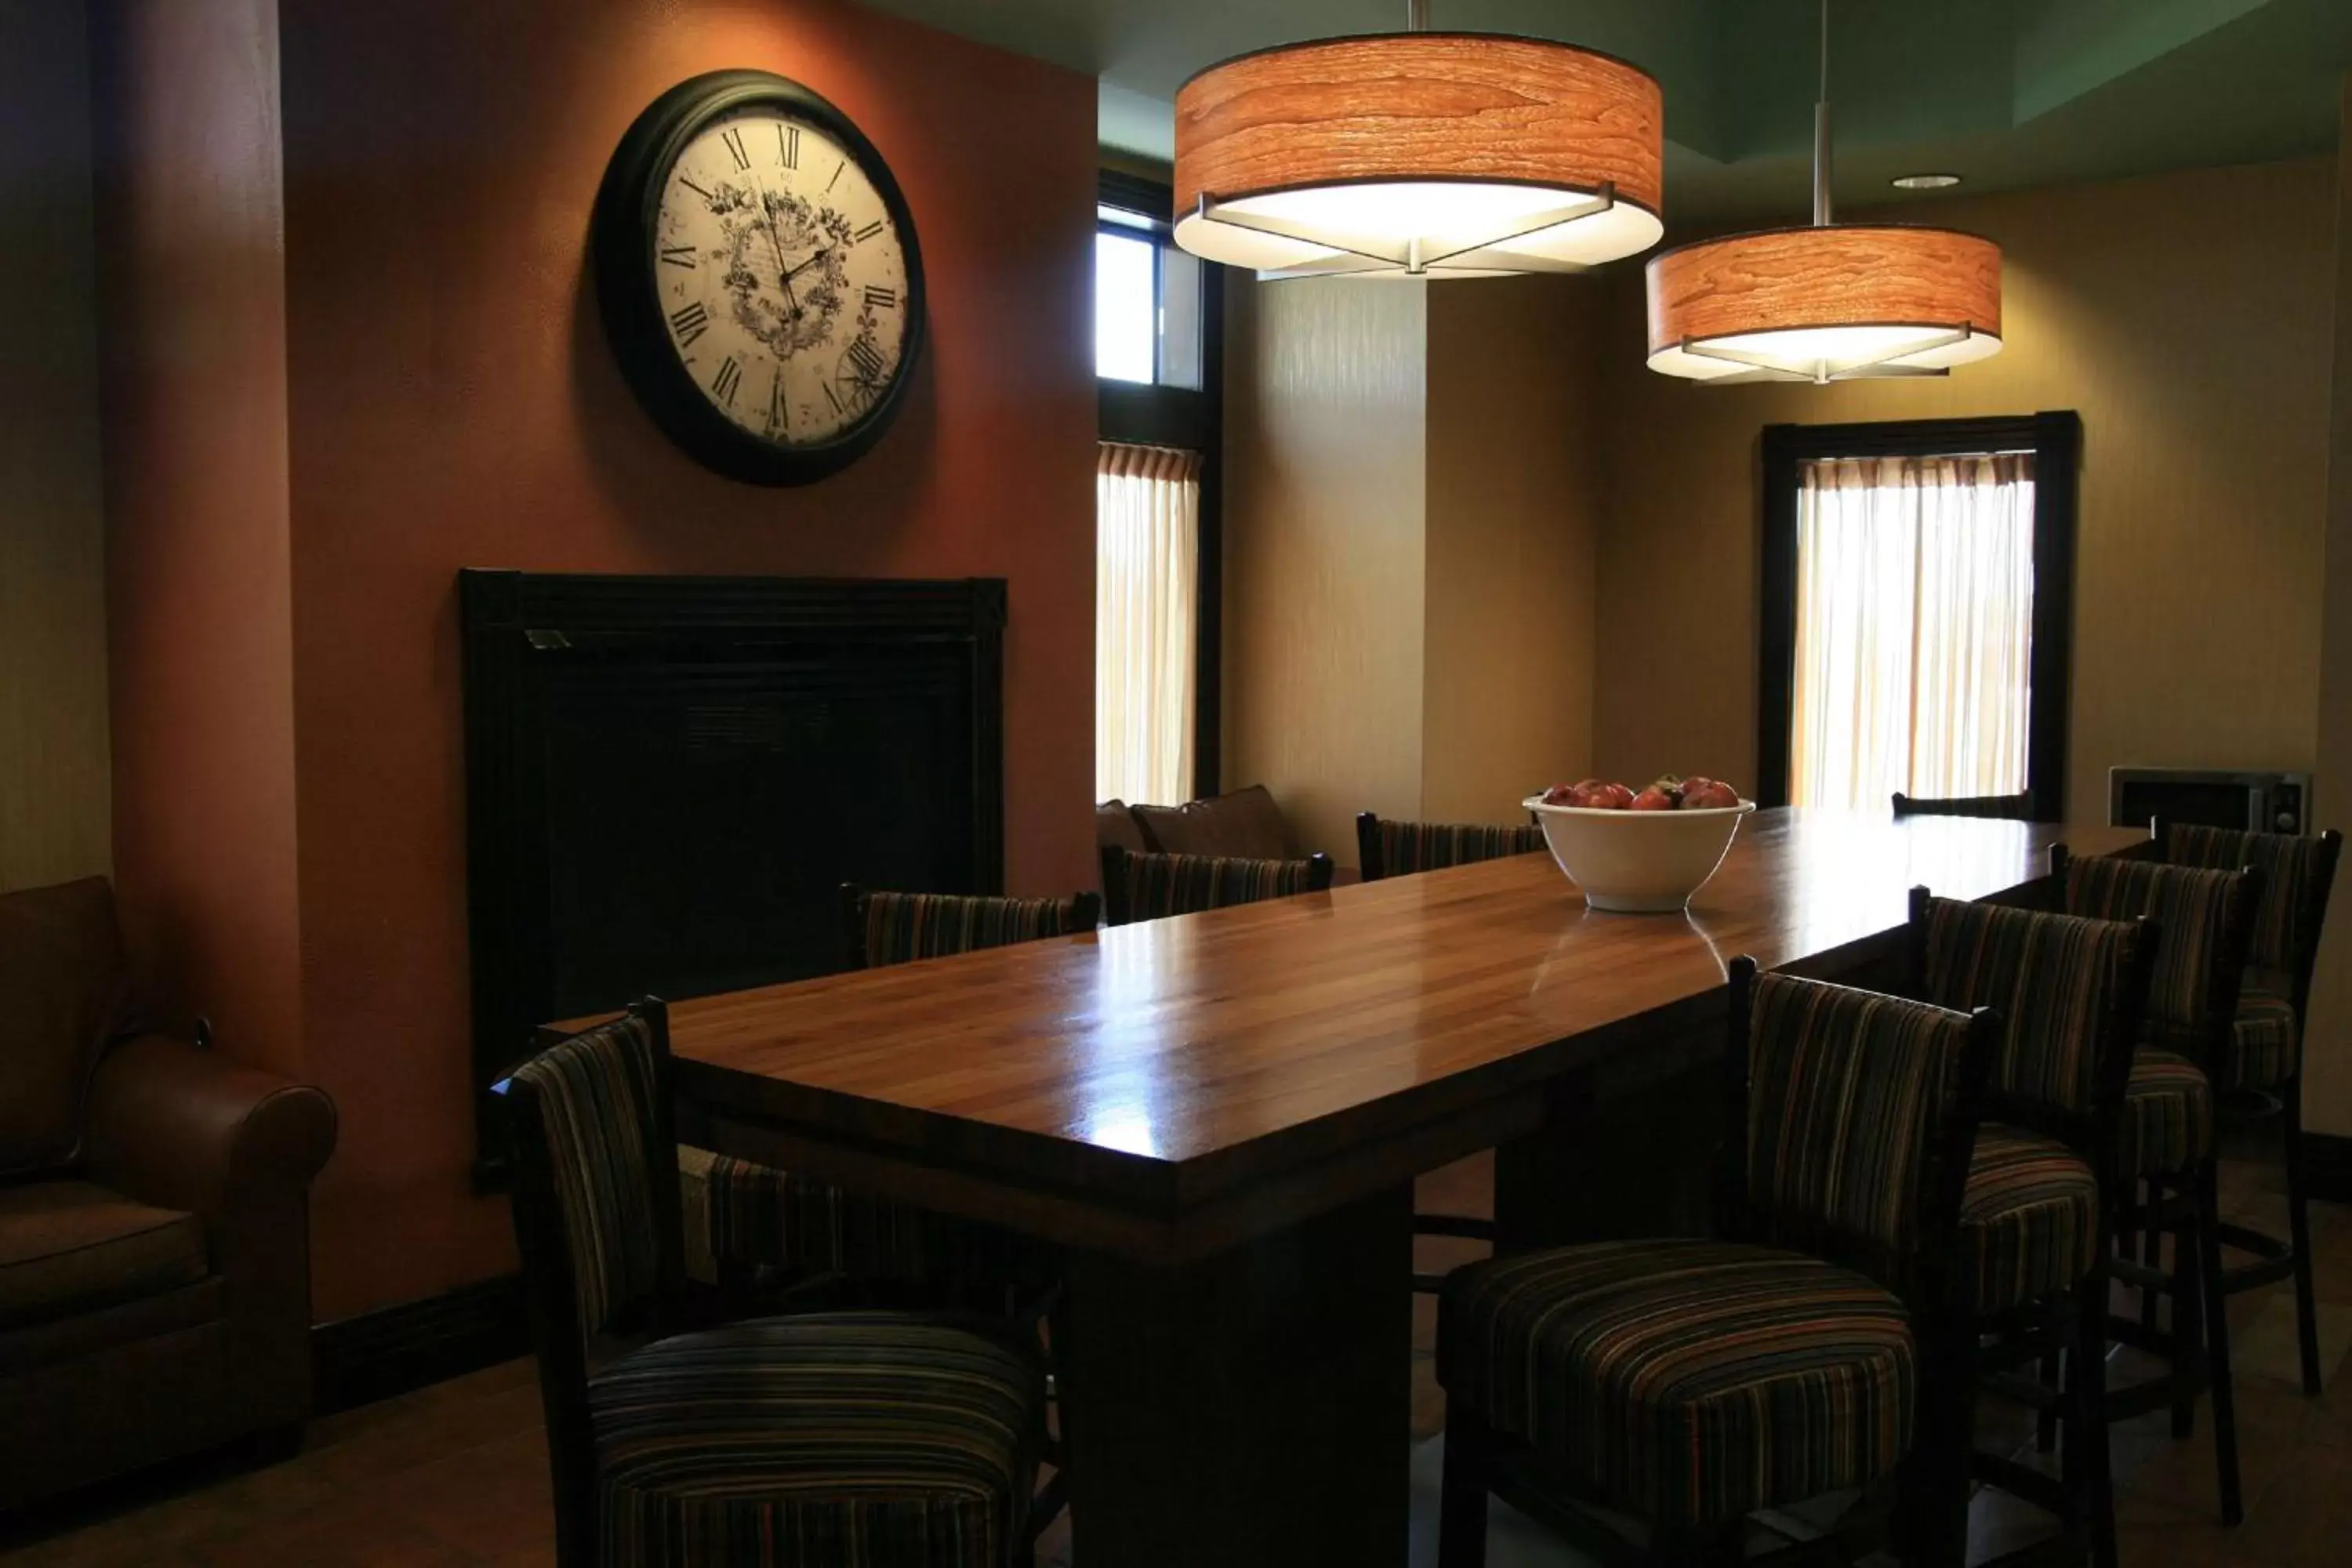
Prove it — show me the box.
[1521,796,1759,913]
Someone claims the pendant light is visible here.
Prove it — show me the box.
[1643,2,2002,383]
[1171,0,1664,280]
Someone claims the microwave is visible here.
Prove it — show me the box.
[2107,768,2308,836]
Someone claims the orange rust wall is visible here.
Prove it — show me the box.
[103,0,1097,1319]
[93,0,306,1082]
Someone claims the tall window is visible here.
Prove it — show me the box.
[1095,172,1221,804]
[1759,414,2080,817]
[1789,453,2036,810]
[1097,443,1200,804]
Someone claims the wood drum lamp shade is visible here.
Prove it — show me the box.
[1644,224,2004,383]
[1172,33,1663,279]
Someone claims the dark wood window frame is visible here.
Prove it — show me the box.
[1757,410,2082,820]
[1096,168,1225,799]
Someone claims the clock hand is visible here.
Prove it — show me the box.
[752,180,805,324]
[781,245,834,285]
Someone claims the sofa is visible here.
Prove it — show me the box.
[0,878,337,1511]
[1094,782,1295,863]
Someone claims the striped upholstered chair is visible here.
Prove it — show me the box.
[1910,891,2154,1565]
[1098,846,1334,926]
[841,887,1102,971]
[685,888,1097,1295]
[494,1002,1046,1568]
[2160,822,2342,1396]
[1354,813,1546,882]
[2058,847,2259,1526]
[1436,963,1994,1566]
[1355,814,1548,1287]
[1892,789,2036,821]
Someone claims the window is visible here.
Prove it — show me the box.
[1097,442,1200,804]
[1095,171,1224,802]
[1759,414,2081,817]
[1095,205,1203,389]
[1789,453,2034,810]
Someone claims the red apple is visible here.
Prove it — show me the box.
[1594,782,1636,810]
[1630,785,1675,811]
[1682,779,1740,810]
[1541,781,1585,806]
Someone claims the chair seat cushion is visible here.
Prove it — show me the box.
[1962,1127,2101,1312]
[1438,1238,1914,1529]
[2120,1051,2212,1177]
[0,1181,208,1328]
[589,1313,1042,1567]
[2226,989,2298,1093]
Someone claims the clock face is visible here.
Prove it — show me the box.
[653,105,912,448]
[593,72,927,485]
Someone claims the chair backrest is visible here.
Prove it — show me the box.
[492,1000,685,1566]
[2060,851,2257,1065]
[1892,789,2035,821]
[495,1001,684,1359]
[2161,823,2341,992]
[1911,890,2153,1169]
[1099,847,1334,925]
[1721,961,1992,1301]
[1354,812,1546,882]
[842,886,1102,970]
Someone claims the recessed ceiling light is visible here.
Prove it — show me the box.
[1892,172,1962,190]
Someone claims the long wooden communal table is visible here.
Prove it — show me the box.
[658,809,2147,1566]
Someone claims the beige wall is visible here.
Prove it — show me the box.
[1591,157,2339,822]
[0,0,113,893]
[1424,278,1603,821]
[1223,274,1606,863]
[1223,277,1429,863]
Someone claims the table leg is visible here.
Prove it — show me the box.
[1056,1185,1414,1567]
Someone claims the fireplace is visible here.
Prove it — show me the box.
[459,569,1005,1178]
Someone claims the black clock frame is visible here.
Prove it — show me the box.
[591,70,928,487]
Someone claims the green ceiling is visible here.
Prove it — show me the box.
[855,0,2352,220]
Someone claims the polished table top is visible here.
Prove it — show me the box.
[658,810,2147,1227]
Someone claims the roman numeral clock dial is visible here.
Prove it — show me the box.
[591,70,924,486]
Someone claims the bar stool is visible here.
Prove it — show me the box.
[2158,822,2343,1394]
[1908,890,2157,1568]
[1893,790,2037,821]
[688,887,1098,1297]
[1356,811,1548,1290]
[494,1001,1050,1568]
[2056,847,2262,1526]
[1098,846,1334,924]
[1436,963,1996,1566]
[1355,812,1546,883]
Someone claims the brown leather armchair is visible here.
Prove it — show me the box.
[0,878,337,1510]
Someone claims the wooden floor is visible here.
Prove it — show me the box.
[6,1152,2352,1567]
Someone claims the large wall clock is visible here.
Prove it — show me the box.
[592,70,926,486]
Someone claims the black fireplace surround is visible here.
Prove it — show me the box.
[459,569,1006,1179]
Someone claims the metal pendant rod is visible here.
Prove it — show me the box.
[1813,0,1833,225]
[1407,0,1431,33]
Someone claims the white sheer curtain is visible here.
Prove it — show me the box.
[1096,441,1200,805]
[1790,453,2035,811]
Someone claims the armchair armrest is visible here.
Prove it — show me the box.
[80,1035,337,1425]
[82,1036,336,1221]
